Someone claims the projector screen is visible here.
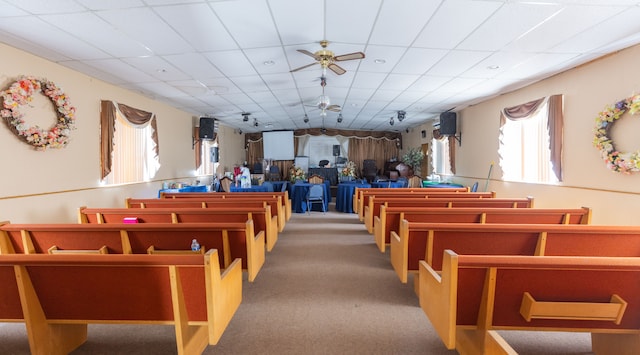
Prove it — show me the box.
[263,130,295,160]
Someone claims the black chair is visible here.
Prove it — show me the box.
[319,160,329,167]
[267,165,280,181]
[362,159,378,183]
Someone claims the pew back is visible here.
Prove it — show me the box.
[374,206,591,252]
[355,187,471,218]
[364,196,534,234]
[78,206,279,252]
[1,221,265,282]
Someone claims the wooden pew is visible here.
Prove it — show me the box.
[392,221,640,285]
[160,191,292,222]
[0,250,242,355]
[364,196,534,234]
[419,251,640,355]
[0,221,265,282]
[374,206,591,252]
[78,206,279,252]
[126,197,287,233]
[354,187,470,218]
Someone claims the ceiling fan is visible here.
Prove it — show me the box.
[306,76,341,116]
[290,40,365,75]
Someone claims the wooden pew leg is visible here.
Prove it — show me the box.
[169,266,209,355]
[592,332,640,355]
[456,328,517,355]
[15,265,88,355]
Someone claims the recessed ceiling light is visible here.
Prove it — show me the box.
[487,65,500,70]
[263,60,275,66]
[374,59,386,64]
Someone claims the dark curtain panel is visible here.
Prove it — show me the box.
[194,127,201,170]
[100,100,116,179]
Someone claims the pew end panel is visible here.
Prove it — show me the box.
[420,251,640,355]
[2,250,242,354]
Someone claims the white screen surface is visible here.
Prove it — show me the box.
[263,131,294,160]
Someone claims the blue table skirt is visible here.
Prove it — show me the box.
[336,182,371,213]
[291,182,331,213]
[158,185,208,197]
[371,181,405,188]
[422,181,464,188]
[230,185,271,192]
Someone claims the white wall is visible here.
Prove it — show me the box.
[401,43,640,225]
[0,43,239,223]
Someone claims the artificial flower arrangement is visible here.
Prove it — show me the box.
[340,160,357,178]
[593,94,640,174]
[289,165,306,183]
[1,75,76,150]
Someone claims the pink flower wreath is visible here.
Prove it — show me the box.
[1,76,76,150]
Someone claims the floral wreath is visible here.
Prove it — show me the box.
[1,76,76,150]
[593,94,640,174]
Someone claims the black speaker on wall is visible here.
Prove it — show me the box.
[210,146,219,163]
[333,145,340,156]
[439,112,457,136]
[199,117,216,140]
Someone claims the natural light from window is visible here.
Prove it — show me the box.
[498,100,559,184]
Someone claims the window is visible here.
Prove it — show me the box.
[431,136,452,176]
[498,95,563,183]
[197,139,219,176]
[103,111,160,185]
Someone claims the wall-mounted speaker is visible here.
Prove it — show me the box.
[439,112,457,136]
[333,145,340,157]
[199,117,217,140]
[210,146,219,163]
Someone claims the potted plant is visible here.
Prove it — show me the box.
[402,147,425,176]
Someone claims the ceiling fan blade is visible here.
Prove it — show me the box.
[327,63,346,75]
[334,52,365,61]
[327,105,341,112]
[297,49,320,60]
[290,62,318,73]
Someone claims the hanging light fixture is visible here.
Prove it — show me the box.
[397,110,406,122]
[337,113,343,123]
[389,116,394,126]
[303,114,309,123]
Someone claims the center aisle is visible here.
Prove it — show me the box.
[212,205,446,354]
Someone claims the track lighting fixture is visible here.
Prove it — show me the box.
[242,112,250,122]
[397,110,406,122]
[238,129,243,134]
[337,113,343,123]
[253,118,259,127]
[389,116,394,126]
[303,114,309,123]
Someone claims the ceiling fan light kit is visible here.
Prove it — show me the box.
[290,40,365,76]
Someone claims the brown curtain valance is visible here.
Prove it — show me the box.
[244,129,401,147]
[501,97,545,120]
[100,100,159,179]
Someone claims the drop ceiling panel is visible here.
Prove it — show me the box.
[325,0,381,44]
[212,0,281,48]
[154,3,239,52]
[269,0,323,45]
[162,53,224,79]
[368,0,439,46]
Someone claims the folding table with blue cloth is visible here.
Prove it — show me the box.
[291,181,331,213]
[336,181,371,213]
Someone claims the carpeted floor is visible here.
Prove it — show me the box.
[0,204,594,354]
